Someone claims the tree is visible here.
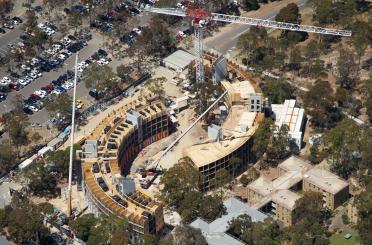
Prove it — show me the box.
[69,214,98,242]
[172,224,207,245]
[1,194,54,244]
[137,16,177,58]
[159,158,200,208]
[116,64,132,80]
[23,9,38,30]
[284,191,330,244]
[336,48,358,90]
[25,161,58,197]
[146,77,166,98]
[355,178,372,244]
[262,79,294,104]
[228,214,253,241]
[275,3,301,24]
[304,80,337,128]
[3,109,30,156]
[309,143,321,164]
[0,144,13,173]
[242,0,260,11]
[67,12,83,35]
[253,118,274,160]
[44,93,72,126]
[211,169,232,200]
[46,145,81,178]
[83,63,120,98]
[323,119,361,179]
[229,157,243,179]
[265,125,292,164]
[0,0,14,18]
[351,21,370,72]
[198,195,226,222]
[288,47,303,74]
[228,216,281,244]
[310,0,333,25]
[178,191,203,223]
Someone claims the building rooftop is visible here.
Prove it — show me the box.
[190,197,267,245]
[305,167,349,194]
[271,189,301,211]
[272,100,305,133]
[163,49,195,70]
[278,156,312,172]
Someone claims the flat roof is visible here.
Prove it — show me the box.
[305,167,349,194]
[271,189,301,211]
[223,80,256,99]
[272,100,304,133]
[163,50,195,69]
[278,156,312,172]
[184,123,258,168]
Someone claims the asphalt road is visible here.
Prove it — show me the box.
[204,0,308,54]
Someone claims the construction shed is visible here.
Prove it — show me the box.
[162,50,195,72]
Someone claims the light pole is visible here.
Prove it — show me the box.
[67,53,78,217]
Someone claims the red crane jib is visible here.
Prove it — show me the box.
[185,8,211,21]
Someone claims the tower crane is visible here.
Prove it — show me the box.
[142,5,352,84]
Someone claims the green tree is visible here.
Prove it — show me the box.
[304,80,337,128]
[242,0,260,11]
[3,194,54,244]
[211,169,232,200]
[336,48,358,90]
[351,21,370,72]
[69,214,98,242]
[83,63,119,98]
[68,12,83,35]
[355,178,372,244]
[172,224,207,245]
[310,0,333,25]
[309,143,321,164]
[159,158,200,208]
[275,3,301,24]
[262,79,294,104]
[265,125,292,165]
[3,109,30,156]
[45,93,72,125]
[178,191,203,223]
[116,64,132,80]
[0,0,14,18]
[229,157,243,179]
[253,117,274,159]
[323,119,361,179]
[24,161,58,197]
[0,144,13,173]
[284,191,330,244]
[198,195,226,222]
[288,47,303,74]
[23,9,38,30]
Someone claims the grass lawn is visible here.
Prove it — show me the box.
[330,232,359,245]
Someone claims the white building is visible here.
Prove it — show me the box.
[271,99,306,149]
[162,49,195,73]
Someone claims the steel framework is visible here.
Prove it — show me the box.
[142,6,351,84]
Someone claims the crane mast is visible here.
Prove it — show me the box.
[142,6,351,85]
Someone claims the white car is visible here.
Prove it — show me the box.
[63,37,72,45]
[133,27,141,35]
[37,22,46,29]
[98,58,109,65]
[17,79,28,86]
[52,89,62,95]
[29,72,38,79]
[64,50,72,56]
[28,105,39,112]
[34,90,47,98]
[21,64,31,71]
[65,82,73,89]
[2,77,11,83]
[45,48,55,55]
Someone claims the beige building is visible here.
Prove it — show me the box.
[247,156,349,226]
[80,95,168,236]
[184,79,263,191]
